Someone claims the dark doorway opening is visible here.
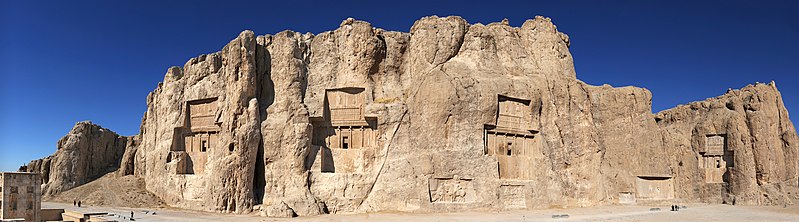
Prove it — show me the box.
[253,142,266,204]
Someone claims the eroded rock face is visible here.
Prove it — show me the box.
[656,82,799,205]
[24,121,128,197]
[134,31,262,213]
[23,16,799,217]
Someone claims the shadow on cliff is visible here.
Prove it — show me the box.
[253,42,273,205]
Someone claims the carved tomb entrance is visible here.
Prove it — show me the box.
[168,98,220,175]
[701,134,733,183]
[484,95,540,180]
[308,88,377,174]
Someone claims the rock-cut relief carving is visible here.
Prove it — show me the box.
[307,87,377,174]
[428,176,476,203]
[168,98,221,175]
[700,134,733,183]
[484,95,540,179]
[635,176,675,200]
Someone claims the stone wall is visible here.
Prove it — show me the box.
[1,172,42,221]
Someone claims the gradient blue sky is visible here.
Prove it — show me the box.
[1,1,797,171]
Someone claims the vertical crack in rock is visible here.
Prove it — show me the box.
[358,109,408,210]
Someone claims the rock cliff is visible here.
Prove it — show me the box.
[656,82,799,205]
[23,16,799,217]
[24,121,128,197]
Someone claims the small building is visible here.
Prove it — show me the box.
[0,172,41,222]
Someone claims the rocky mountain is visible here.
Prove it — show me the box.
[23,16,799,217]
[23,121,128,197]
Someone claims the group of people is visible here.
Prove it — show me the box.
[670,205,682,211]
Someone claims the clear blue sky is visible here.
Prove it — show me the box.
[1,1,797,172]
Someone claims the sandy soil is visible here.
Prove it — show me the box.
[41,202,799,222]
[47,174,165,208]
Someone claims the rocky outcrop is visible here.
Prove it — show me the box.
[132,31,263,213]
[657,82,799,205]
[24,121,129,197]
[23,16,799,217]
[128,15,798,216]
[118,134,140,176]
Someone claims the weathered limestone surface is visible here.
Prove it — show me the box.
[24,121,128,197]
[656,82,799,205]
[132,31,263,213]
[22,16,799,217]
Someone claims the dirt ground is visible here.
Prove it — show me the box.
[41,201,799,222]
[47,174,165,208]
[45,177,799,221]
